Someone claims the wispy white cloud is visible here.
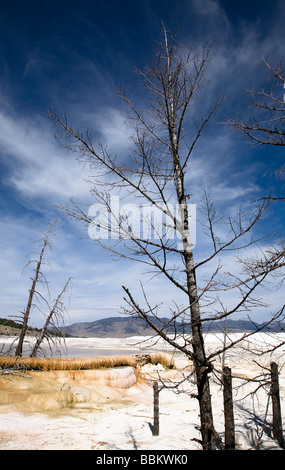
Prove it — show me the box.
[190,0,231,36]
[0,110,91,203]
[81,107,132,154]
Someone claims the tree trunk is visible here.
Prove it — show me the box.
[153,381,159,436]
[270,362,284,449]
[223,366,235,450]
[175,168,216,449]
[179,186,215,448]
[185,250,216,449]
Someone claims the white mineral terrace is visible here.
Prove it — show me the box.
[0,333,284,450]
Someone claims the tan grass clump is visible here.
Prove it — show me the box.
[0,352,173,371]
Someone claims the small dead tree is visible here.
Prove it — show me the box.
[49,25,285,449]
[14,223,70,357]
[15,224,54,356]
[30,277,72,357]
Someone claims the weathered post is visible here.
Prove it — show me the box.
[223,366,235,450]
[153,381,159,436]
[270,362,284,449]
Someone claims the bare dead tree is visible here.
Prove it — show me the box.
[30,276,72,357]
[15,224,55,357]
[48,25,285,449]
[14,222,71,358]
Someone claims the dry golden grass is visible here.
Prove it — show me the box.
[0,352,173,371]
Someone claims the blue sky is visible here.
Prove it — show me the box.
[0,0,284,327]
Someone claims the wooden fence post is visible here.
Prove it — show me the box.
[223,366,235,450]
[153,381,159,436]
[270,362,284,449]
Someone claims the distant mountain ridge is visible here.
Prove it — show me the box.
[61,316,168,338]
[60,316,283,338]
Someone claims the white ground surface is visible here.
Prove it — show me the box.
[0,332,284,451]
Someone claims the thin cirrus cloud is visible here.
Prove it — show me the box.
[0,101,136,204]
[0,110,91,202]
